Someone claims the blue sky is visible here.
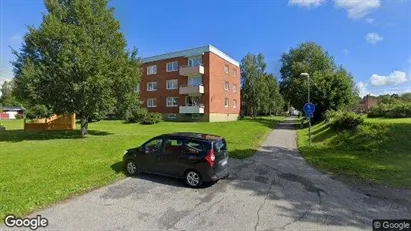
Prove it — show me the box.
[1,0,410,97]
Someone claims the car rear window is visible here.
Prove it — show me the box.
[213,139,226,152]
[185,140,207,155]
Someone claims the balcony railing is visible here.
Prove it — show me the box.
[179,105,205,114]
[179,64,204,76]
[179,84,204,95]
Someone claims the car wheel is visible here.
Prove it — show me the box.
[185,170,203,188]
[125,160,138,176]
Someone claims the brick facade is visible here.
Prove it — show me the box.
[139,45,240,122]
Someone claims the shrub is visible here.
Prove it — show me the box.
[367,103,411,118]
[329,111,364,132]
[125,108,148,123]
[141,112,163,125]
[324,110,337,123]
[26,105,51,120]
[124,108,162,124]
[14,114,24,119]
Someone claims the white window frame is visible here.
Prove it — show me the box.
[147,82,157,91]
[147,98,157,108]
[233,68,237,77]
[224,64,229,74]
[224,81,229,91]
[166,79,178,90]
[224,98,229,108]
[188,56,202,67]
[233,99,237,109]
[166,97,178,107]
[147,65,157,75]
[233,84,237,93]
[166,61,178,72]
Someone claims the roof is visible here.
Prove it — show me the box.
[2,106,25,111]
[142,45,240,67]
[161,132,223,141]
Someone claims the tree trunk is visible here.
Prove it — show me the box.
[80,117,89,137]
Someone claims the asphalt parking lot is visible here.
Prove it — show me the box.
[3,119,410,231]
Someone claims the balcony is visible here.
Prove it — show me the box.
[179,105,205,114]
[179,65,204,76]
[179,85,204,95]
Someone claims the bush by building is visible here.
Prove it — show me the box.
[368,103,411,118]
[125,108,162,124]
[14,114,24,120]
[140,112,162,125]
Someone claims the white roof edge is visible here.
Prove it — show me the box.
[142,45,240,67]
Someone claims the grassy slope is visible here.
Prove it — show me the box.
[0,117,283,219]
[297,118,411,188]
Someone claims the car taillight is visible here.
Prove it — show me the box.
[205,149,215,167]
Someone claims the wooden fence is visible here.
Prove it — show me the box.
[24,114,76,132]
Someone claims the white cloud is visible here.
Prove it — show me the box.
[334,0,381,19]
[369,71,409,86]
[9,34,22,43]
[356,82,411,97]
[373,87,411,96]
[365,32,383,44]
[343,49,349,55]
[0,58,14,89]
[365,18,374,23]
[288,0,326,7]
[357,82,370,97]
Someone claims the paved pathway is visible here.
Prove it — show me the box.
[2,117,410,230]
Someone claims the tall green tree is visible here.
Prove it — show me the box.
[377,94,399,105]
[400,93,411,103]
[279,42,357,121]
[264,74,284,115]
[12,0,141,136]
[0,80,20,106]
[240,53,266,117]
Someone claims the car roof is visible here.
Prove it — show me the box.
[160,132,223,141]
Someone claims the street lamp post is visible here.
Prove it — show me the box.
[300,73,311,146]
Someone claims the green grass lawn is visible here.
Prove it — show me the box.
[297,117,411,189]
[0,116,283,220]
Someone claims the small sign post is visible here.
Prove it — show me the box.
[303,103,316,145]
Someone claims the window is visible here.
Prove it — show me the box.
[224,64,229,74]
[144,138,163,153]
[224,81,229,91]
[233,68,237,77]
[233,99,237,108]
[164,138,183,153]
[166,97,178,107]
[166,79,178,90]
[184,140,206,155]
[224,98,229,107]
[233,84,237,93]
[168,114,177,119]
[188,76,203,86]
[166,61,178,72]
[147,82,157,91]
[188,56,202,67]
[185,96,202,106]
[214,139,227,152]
[147,98,157,108]
[135,84,140,93]
[147,65,157,75]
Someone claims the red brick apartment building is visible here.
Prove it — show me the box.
[139,45,241,122]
